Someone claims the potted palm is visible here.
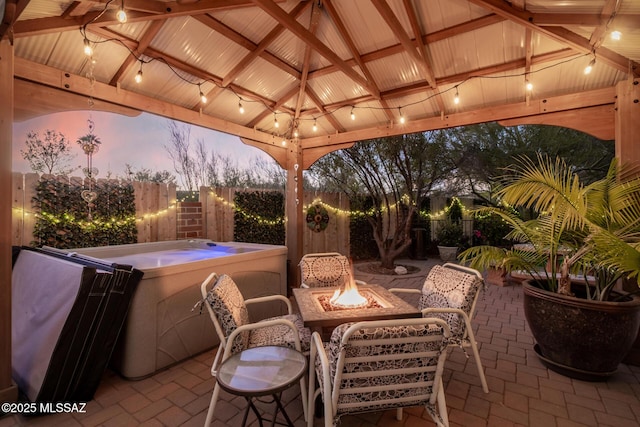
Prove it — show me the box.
[460,155,640,380]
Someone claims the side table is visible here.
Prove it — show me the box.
[216,345,307,427]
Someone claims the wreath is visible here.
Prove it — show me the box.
[306,203,330,232]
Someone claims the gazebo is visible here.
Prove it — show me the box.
[1,0,639,403]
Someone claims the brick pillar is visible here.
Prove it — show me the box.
[176,202,203,239]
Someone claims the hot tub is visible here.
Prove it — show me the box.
[63,239,288,379]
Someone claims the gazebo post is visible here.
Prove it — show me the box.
[0,38,18,403]
[285,140,304,294]
[615,78,640,171]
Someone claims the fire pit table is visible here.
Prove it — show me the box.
[292,284,421,332]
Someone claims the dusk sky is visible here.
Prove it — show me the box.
[12,110,272,179]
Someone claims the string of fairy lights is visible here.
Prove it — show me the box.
[78,0,622,142]
[14,193,482,231]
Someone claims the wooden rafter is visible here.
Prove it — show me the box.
[321,0,390,122]
[468,0,639,76]
[221,1,309,88]
[251,0,380,98]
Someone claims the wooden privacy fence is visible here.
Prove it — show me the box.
[11,173,177,247]
[11,174,349,255]
[198,186,351,255]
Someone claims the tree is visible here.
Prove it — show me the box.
[163,120,286,190]
[164,122,198,191]
[308,132,454,269]
[124,164,176,184]
[448,123,615,206]
[21,129,77,175]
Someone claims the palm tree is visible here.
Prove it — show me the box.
[460,154,640,301]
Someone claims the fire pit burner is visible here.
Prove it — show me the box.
[317,291,383,311]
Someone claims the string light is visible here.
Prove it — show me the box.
[134,61,143,84]
[398,107,405,124]
[525,80,533,91]
[293,127,299,138]
[75,23,603,133]
[610,30,621,41]
[584,58,596,75]
[83,38,93,56]
[198,83,207,103]
[116,0,127,23]
[274,113,279,128]
[238,100,244,114]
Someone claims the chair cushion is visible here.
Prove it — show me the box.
[300,255,350,287]
[249,313,311,353]
[419,264,483,336]
[205,274,251,354]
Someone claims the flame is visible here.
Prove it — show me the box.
[329,261,367,308]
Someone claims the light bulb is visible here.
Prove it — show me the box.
[199,85,207,103]
[293,128,299,138]
[238,101,244,114]
[584,58,595,75]
[135,69,143,84]
[116,8,127,23]
[453,90,460,105]
[116,0,127,23]
[611,30,621,41]
[350,107,355,120]
[312,119,317,132]
[526,80,533,91]
[281,139,287,146]
[398,108,405,124]
[274,115,279,128]
[83,38,93,56]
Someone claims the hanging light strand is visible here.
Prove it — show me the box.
[76,21,601,136]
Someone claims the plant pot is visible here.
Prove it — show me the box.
[437,245,458,262]
[523,280,640,381]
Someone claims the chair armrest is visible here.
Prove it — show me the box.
[422,307,469,318]
[300,283,310,289]
[244,294,293,314]
[227,317,302,353]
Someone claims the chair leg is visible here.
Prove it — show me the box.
[465,327,489,393]
[299,375,308,422]
[204,383,221,427]
[436,377,449,427]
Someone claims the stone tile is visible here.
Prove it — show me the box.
[448,408,488,427]
[565,403,598,427]
[155,406,191,427]
[528,408,557,427]
[528,397,569,418]
[132,399,173,423]
[503,390,529,413]
[490,402,528,425]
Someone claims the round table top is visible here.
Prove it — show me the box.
[216,346,307,397]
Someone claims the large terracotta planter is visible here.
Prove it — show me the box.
[523,280,640,381]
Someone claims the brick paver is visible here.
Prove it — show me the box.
[3,257,640,426]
